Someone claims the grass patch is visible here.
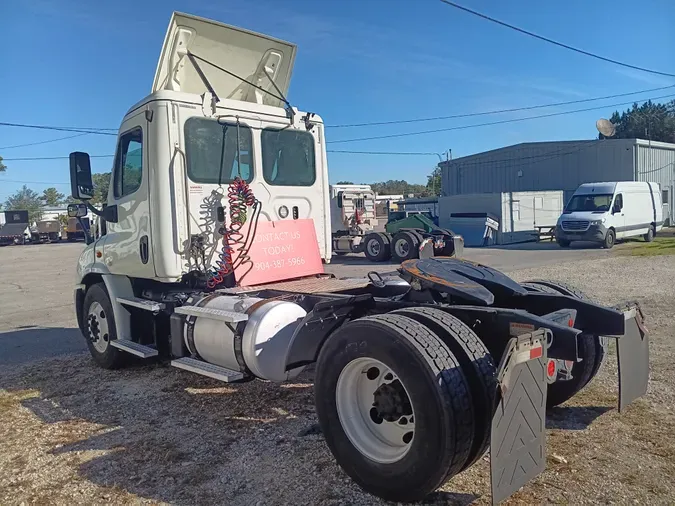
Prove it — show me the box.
[616,237,675,256]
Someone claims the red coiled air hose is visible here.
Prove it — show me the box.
[207,177,257,289]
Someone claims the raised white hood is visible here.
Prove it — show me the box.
[152,12,297,108]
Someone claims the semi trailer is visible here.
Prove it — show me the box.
[66,12,650,504]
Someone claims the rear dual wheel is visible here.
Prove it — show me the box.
[363,233,391,262]
[391,231,420,263]
[315,311,495,501]
[521,280,608,408]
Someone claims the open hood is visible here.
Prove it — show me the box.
[153,12,297,108]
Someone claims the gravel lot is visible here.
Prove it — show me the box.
[1,243,674,505]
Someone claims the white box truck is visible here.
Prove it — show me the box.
[556,181,663,248]
[65,12,650,504]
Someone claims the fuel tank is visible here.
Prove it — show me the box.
[184,294,307,382]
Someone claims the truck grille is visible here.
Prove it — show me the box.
[561,220,590,232]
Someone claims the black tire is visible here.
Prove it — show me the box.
[314,313,474,502]
[82,283,129,369]
[603,228,615,249]
[363,233,390,262]
[391,307,497,469]
[391,231,419,263]
[521,280,608,408]
[643,225,655,242]
[557,239,571,248]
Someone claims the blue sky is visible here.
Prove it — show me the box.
[1,0,674,202]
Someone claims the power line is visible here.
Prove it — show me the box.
[327,149,439,156]
[0,122,117,136]
[0,133,90,150]
[0,178,70,185]
[638,160,674,176]
[328,93,675,144]
[2,154,114,161]
[328,84,675,128]
[1,151,438,161]
[439,1,675,78]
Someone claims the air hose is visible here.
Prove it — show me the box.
[207,177,258,289]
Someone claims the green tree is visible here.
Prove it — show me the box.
[599,99,675,142]
[41,187,66,206]
[369,180,428,197]
[92,172,112,205]
[426,166,442,197]
[0,156,6,172]
[4,185,43,222]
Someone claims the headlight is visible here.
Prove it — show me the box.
[591,218,606,225]
[278,205,289,219]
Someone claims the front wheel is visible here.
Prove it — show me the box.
[82,283,129,369]
[557,239,571,248]
[603,228,615,249]
[314,314,474,502]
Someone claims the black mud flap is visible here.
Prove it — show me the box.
[490,330,548,505]
[615,303,650,412]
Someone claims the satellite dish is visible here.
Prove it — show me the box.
[596,118,616,137]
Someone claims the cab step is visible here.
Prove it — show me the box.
[171,357,244,382]
[117,297,165,312]
[110,339,159,358]
[174,305,248,323]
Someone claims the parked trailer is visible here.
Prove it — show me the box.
[65,12,649,504]
[66,216,90,241]
[33,220,62,243]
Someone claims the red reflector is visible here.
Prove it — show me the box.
[568,318,574,327]
[529,346,543,359]
[547,359,556,377]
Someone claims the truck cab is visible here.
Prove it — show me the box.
[556,181,663,249]
[71,12,331,287]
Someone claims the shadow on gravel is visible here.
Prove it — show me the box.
[2,355,475,505]
[0,327,86,366]
[546,405,613,430]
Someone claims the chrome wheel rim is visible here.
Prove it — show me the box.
[366,238,381,257]
[394,239,409,258]
[336,357,415,464]
[87,301,110,353]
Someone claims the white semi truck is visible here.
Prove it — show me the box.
[329,184,390,261]
[67,12,650,504]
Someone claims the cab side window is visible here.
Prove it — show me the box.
[613,193,623,212]
[114,128,143,199]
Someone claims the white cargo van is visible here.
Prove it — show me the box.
[556,181,663,249]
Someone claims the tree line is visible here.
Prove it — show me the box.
[2,173,111,222]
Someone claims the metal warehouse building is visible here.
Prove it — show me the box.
[440,138,675,223]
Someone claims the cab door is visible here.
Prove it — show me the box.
[103,111,156,278]
[611,193,626,238]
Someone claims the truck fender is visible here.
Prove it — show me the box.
[76,274,135,341]
[284,294,373,371]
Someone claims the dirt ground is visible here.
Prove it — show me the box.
[1,246,674,505]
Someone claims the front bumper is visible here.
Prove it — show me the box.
[556,223,607,242]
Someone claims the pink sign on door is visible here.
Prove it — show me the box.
[233,219,324,287]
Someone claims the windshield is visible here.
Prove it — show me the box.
[565,193,613,212]
[261,128,316,186]
[184,117,253,184]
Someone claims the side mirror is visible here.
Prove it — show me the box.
[67,203,88,218]
[69,152,94,200]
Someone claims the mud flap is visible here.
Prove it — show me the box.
[490,330,548,505]
[615,304,650,412]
